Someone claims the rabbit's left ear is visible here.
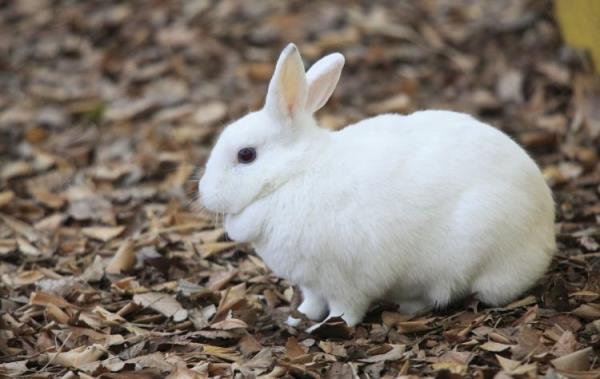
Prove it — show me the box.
[265,44,308,122]
[305,53,345,113]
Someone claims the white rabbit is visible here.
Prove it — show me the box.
[199,44,555,327]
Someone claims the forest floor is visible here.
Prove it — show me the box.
[1,1,599,378]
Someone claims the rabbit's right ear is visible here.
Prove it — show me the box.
[305,53,345,113]
[264,44,308,123]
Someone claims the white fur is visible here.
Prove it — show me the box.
[199,44,556,327]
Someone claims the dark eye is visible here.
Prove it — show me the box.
[237,147,256,164]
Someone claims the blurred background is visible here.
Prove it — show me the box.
[1,0,600,377]
[1,0,599,181]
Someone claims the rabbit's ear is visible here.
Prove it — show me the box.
[265,44,308,122]
[305,53,344,113]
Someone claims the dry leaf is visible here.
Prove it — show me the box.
[285,337,307,359]
[133,292,188,322]
[82,226,125,242]
[359,344,405,363]
[504,295,537,310]
[239,334,262,356]
[106,239,136,274]
[12,270,45,286]
[480,341,512,352]
[30,291,76,309]
[199,242,238,258]
[47,344,105,369]
[395,318,435,333]
[0,190,15,208]
[210,316,248,330]
[571,303,600,319]
[381,311,413,327]
[551,330,578,357]
[124,352,173,371]
[166,365,205,379]
[319,341,347,358]
[200,344,240,362]
[496,355,537,375]
[551,347,592,372]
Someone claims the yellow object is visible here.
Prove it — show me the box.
[555,0,600,72]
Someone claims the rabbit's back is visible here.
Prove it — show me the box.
[258,110,554,311]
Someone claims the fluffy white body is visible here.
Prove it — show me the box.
[199,44,555,327]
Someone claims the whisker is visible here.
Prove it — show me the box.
[183,194,200,210]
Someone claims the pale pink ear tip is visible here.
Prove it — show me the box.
[283,43,299,55]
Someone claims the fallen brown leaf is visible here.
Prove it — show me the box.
[133,292,188,322]
[106,239,136,274]
[47,344,105,369]
[551,347,593,372]
[82,225,125,242]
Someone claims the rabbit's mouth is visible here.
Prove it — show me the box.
[226,177,285,220]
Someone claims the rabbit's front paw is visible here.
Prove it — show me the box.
[287,288,328,327]
[298,288,328,321]
[328,299,369,327]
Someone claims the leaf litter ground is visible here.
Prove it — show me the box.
[0,1,599,378]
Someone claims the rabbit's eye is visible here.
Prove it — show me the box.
[237,147,256,164]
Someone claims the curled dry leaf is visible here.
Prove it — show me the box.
[17,238,40,256]
[319,341,348,358]
[214,283,246,321]
[133,292,188,322]
[81,255,106,282]
[381,311,412,328]
[11,270,45,286]
[571,303,600,319]
[210,316,248,330]
[46,303,70,324]
[82,226,125,242]
[239,348,275,375]
[69,327,125,346]
[504,295,537,310]
[30,291,76,309]
[198,241,238,258]
[480,341,512,352]
[239,334,262,356]
[200,344,241,362]
[395,318,435,334]
[551,347,592,372]
[105,239,136,274]
[285,337,308,360]
[47,344,105,369]
[551,330,577,357]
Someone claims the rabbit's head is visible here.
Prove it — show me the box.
[199,44,344,215]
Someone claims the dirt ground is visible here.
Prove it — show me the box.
[1,0,599,378]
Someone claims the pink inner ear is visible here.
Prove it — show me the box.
[281,63,302,116]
